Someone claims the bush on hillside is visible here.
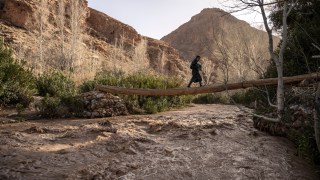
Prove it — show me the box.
[0,42,36,107]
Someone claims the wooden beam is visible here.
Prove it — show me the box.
[96,72,320,96]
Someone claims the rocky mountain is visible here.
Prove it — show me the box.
[0,0,188,82]
[162,8,280,84]
[0,1,279,85]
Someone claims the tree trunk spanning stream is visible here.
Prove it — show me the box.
[96,73,320,96]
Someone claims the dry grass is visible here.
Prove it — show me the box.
[132,37,149,72]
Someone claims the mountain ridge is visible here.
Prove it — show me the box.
[161,8,280,84]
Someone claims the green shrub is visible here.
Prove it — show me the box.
[60,95,85,115]
[287,127,320,164]
[38,95,85,118]
[79,80,96,93]
[0,42,36,106]
[39,96,62,118]
[229,88,276,109]
[37,71,77,97]
[16,103,25,115]
[142,97,159,114]
[95,69,126,87]
[37,71,85,118]
[87,70,191,114]
[192,93,228,104]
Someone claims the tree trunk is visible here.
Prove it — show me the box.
[276,2,289,120]
[58,0,65,68]
[314,83,320,152]
[96,73,320,96]
[277,69,284,119]
[39,0,47,73]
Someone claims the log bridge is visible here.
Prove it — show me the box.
[96,73,320,96]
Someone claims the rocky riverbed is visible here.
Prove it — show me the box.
[0,104,318,179]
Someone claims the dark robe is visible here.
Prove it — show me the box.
[190,59,202,83]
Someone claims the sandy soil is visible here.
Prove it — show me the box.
[0,104,318,180]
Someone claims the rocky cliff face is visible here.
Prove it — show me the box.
[86,8,187,76]
[0,0,188,82]
[0,0,34,29]
[162,8,280,84]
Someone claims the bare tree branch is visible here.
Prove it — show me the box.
[313,43,320,52]
[264,85,277,108]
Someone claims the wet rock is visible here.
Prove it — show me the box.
[0,118,16,124]
[24,126,47,134]
[28,96,43,111]
[7,113,18,117]
[292,120,303,129]
[84,111,92,117]
[248,131,258,137]
[99,120,112,127]
[56,149,70,155]
[99,121,117,133]
[209,129,217,136]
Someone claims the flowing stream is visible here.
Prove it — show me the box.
[0,104,318,179]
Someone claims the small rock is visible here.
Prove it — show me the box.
[96,93,105,99]
[292,120,303,129]
[249,131,258,137]
[91,112,100,118]
[7,113,18,117]
[210,129,217,136]
[56,149,69,154]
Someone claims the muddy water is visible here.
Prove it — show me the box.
[0,104,318,179]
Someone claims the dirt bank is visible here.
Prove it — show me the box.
[0,104,318,179]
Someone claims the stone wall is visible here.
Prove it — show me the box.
[82,91,128,118]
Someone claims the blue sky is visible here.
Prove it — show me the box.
[87,0,263,39]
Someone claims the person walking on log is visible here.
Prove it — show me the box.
[187,55,203,87]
